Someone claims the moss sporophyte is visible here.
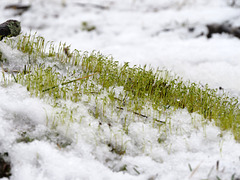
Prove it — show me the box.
[2,33,240,143]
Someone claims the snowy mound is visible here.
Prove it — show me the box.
[0,0,240,180]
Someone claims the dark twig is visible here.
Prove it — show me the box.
[5,4,31,11]
[5,4,31,16]
[74,2,108,10]
[116,106,165,124]
[11,73,17,83]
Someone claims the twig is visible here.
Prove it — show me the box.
[207,166,214,178]
[216,160,219,171]
[1,68,21,73]
[1,63,4,71]
[74,2,108,10]
[1,65,30,74]
[189,161,203,179]
[11,73,17,83]
[5,4,31,16]
[116,106,165,124]
[42,72,99,92]
[5,4,31,11]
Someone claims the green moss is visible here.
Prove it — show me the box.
[3,33,240,141]
[81,21,96,32]
[7,20,21,37]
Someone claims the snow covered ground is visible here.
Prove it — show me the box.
[1,0,240,179]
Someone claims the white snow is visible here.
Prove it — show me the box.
[1,0,240,180]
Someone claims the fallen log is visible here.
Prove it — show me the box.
[0,20,21,41]
[207,23,240,39]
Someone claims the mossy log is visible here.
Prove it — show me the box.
[0,20,21,41]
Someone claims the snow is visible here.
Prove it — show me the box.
[1,0,240,179]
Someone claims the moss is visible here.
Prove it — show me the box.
[81,21,96,32]
[3,33,240,141]
[7,20,21,37]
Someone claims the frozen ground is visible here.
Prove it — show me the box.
[1,0,240,179]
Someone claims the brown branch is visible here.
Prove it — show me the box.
[5,4,31,16]
[5,4,31,11]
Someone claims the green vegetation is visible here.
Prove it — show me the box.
[81,21,96,32]
[1,33,240,145]
[7,20,21,37]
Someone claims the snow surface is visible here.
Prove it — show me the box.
[1,0,240,179]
